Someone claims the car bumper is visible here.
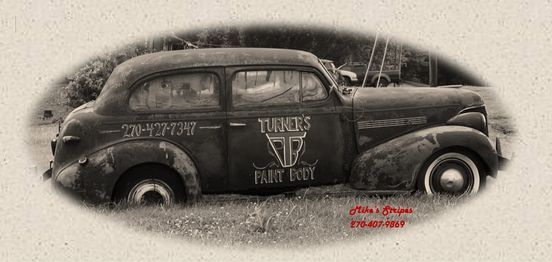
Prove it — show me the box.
[496,137,509,170]
[498,155,508,170]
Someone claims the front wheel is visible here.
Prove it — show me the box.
[418,151,486,195]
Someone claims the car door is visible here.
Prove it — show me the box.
[126,67,228,193]
[225,66,345,192]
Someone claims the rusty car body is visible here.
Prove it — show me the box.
[44,48,504,205]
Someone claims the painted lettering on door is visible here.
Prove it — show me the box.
[252,115,317,185]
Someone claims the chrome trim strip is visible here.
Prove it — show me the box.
[98,129,121,134]
[357,116,427,129]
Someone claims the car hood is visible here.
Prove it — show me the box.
[352,87,484,111]
[350,87,486,150]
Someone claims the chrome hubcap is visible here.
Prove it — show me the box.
[127,179,174,206]
[439,168,465,192]
[424,152,480,195]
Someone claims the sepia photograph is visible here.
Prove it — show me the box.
[1,0,551,261]
[27,25,518,246]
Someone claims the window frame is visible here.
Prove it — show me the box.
[227,65,333,111]
[126,67,225,114]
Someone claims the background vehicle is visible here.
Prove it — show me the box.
[44,48,503,206]
[339,62,400,87]
[320,59,358,86]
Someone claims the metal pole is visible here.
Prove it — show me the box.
[362,32,379,88]
[376,36,390,87]
[398,43,402,83]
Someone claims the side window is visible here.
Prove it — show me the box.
[231,70,328,107]
[232,70,300,106]
[302,72,327,102]
[129,72,219,111]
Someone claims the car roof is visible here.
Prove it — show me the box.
[117,48,320,72]
[95,48,326,114]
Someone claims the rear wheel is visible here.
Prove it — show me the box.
[418,151,486,195]
[114,165,185,206]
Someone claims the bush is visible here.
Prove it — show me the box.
[64,57,117,107]
[64,45,152,108]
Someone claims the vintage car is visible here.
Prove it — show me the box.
[320,59,358,86]
[44,48,505,205]
[339,61,401,87]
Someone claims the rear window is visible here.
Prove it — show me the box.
[129,72,220,111]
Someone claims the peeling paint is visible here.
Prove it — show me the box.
[159,141,169,160]
[56,164,80,189]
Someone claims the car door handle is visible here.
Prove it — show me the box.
[229,122,247,127]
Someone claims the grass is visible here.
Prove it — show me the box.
[95,193,467,247]
[27,85,515,246]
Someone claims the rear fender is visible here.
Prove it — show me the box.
[349,125,498,191]
[55,139,200,203]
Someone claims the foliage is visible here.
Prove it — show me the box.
[64,57,116,107]
[184,26,397,67]
[64,44,152,107]
[401,47,430,84]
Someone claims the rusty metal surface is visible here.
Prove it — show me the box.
[349,125,498,191]
[53,139,201,203]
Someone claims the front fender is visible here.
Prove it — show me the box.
[53,138,200,203]
[349,125,498,192]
